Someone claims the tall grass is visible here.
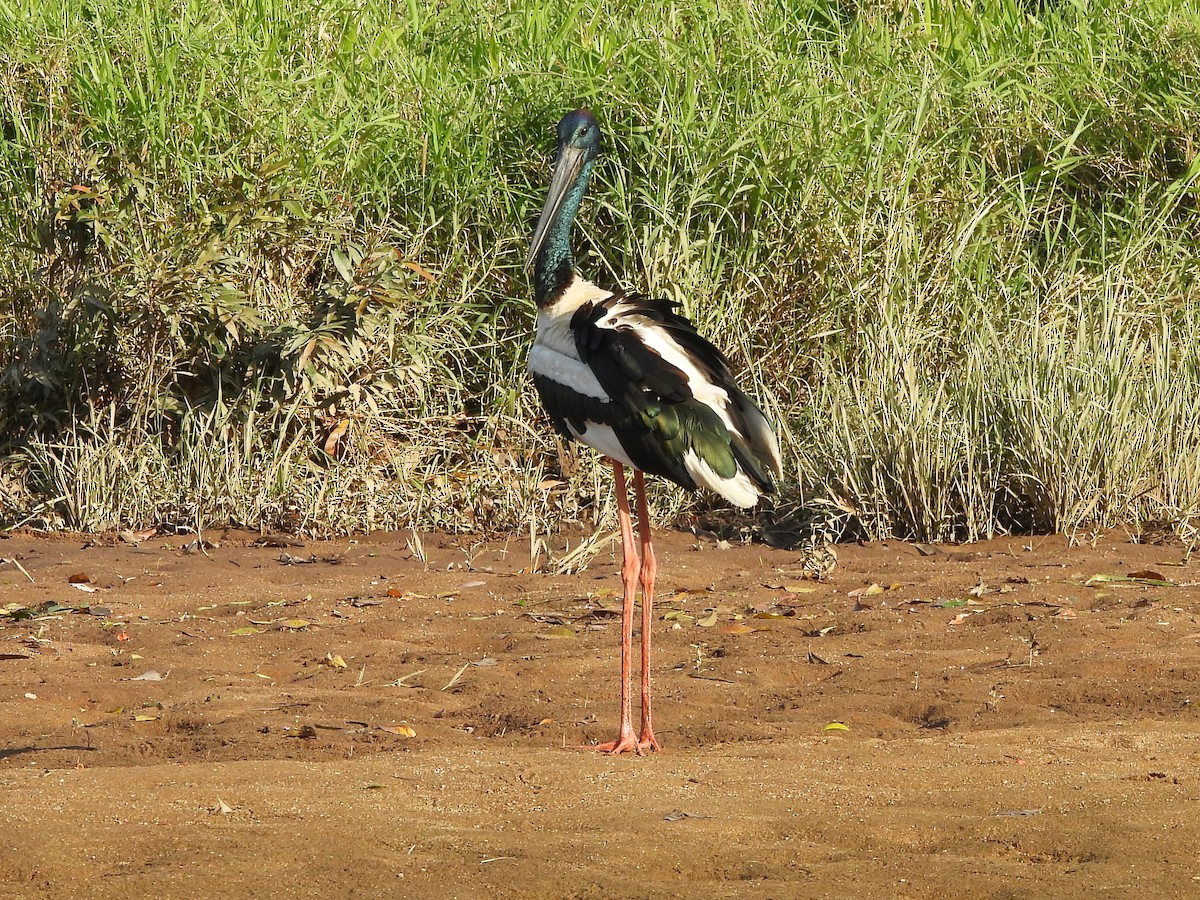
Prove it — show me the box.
[2,0,1200,542]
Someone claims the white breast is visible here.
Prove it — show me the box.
[527,277,614,400]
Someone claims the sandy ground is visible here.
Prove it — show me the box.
[1,526,1198,898]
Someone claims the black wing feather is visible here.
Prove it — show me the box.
[571,298,692,407]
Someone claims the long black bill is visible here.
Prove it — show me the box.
[524,145,588,273]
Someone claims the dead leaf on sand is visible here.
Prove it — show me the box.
[663,810,714,822]
[848,583,885,599]
[119,528,157,545]
[717,622,756,635]
[1086,573,1175,588]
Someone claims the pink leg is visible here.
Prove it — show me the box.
[587,460,643,756]
[633,471,661,752]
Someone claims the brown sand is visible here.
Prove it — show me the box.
[1,529,1197,897]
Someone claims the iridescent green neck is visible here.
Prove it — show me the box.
[533,159,594,307]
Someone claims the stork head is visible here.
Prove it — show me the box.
[556,107,601,161]
[525,108,603,275]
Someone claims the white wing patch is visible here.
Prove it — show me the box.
[568,421,635,468]
[683,450,760,508]
[736,395,784,478]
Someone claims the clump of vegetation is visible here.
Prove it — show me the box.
[2,0,1199,545]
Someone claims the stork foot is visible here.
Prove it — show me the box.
[590,736,643,756]
[637,727,661,753]
[579,724,655,756]
[580,735,659,756]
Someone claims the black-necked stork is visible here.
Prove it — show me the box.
[525,108,782,755]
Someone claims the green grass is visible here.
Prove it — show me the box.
[2,0,1200,543]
